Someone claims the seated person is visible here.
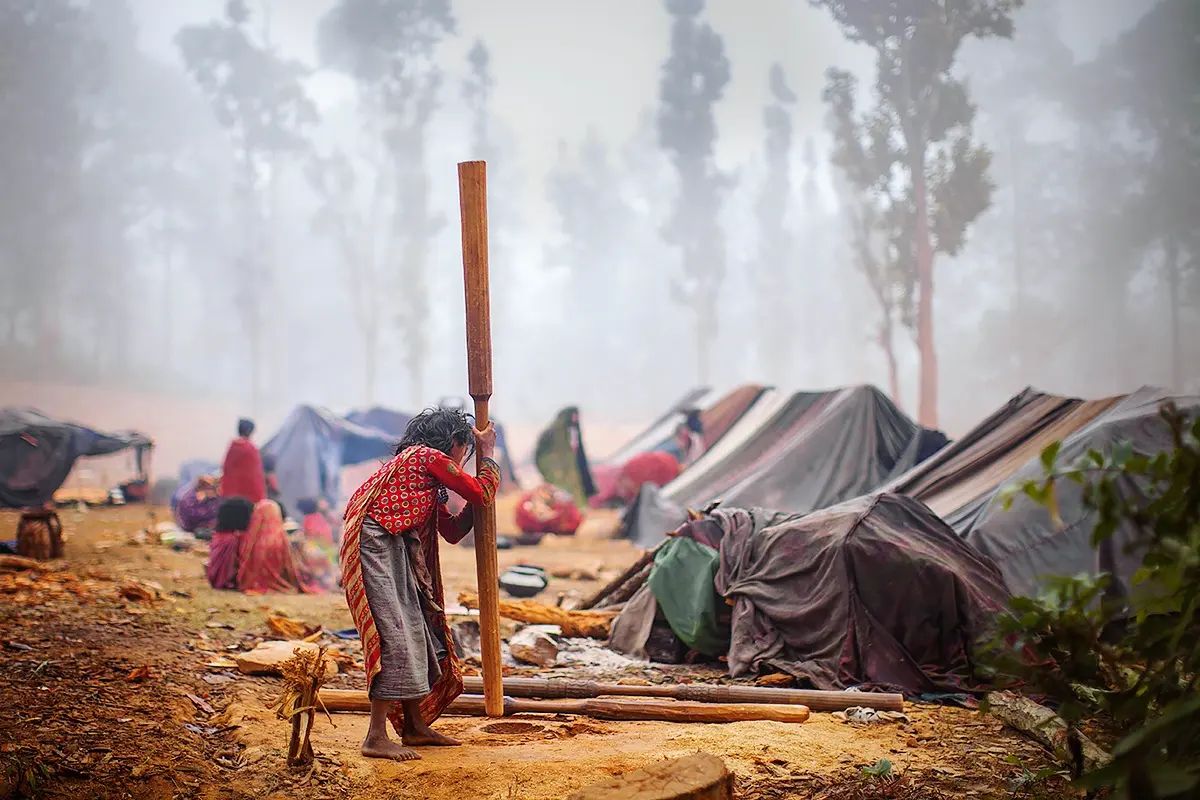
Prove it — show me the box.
[175,475,221,538]
[206,497,254,590]
[237,499,324,594]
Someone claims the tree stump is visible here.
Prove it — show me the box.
[567,753,732,800]
[16,510,63,561]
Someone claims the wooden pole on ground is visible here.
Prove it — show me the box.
[457,160,504,717]
[319,683,901,713]
[319,690,810,724]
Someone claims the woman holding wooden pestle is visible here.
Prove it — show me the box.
[340,409,500,762]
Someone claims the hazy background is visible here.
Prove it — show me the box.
[2,0,1196,475]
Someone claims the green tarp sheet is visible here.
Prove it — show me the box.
[647,536,729,656]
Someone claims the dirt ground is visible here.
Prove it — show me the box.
[0,505,1074,800]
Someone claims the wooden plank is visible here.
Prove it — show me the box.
[458,159,503,717]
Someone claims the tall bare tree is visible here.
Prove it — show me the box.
[177,0,317,413]
[318,0,454,406]
[812,0,1020,426]
[1082,0,1200,389]
[752,64,798,382]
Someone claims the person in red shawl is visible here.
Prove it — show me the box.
[220,418,267,503]
[340,408,500,762]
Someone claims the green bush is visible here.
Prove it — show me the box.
[984,402,1200,799]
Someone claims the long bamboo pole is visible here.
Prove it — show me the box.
[319,690,810,724]
[319,681,902,713]
[458,160,503,717]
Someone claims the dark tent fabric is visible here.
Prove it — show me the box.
[346,405,521,489]
[623,386,941,547]
[261,406,398,515]
[714,497,1009,692]
[0,408,152,508]
[957,387,1198,599]
[614,495,1010,694]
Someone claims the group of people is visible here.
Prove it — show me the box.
[176,418,338,595]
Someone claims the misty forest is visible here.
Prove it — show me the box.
[2,2,1200,799]
[3,0,1196,435]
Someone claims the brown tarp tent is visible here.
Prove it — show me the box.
[950,387,1196,598]
[887,387,1122,532]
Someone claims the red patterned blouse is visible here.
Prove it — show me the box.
[352,445,500,540]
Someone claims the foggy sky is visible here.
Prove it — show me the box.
[4,0,1190,473]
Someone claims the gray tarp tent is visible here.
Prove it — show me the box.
[347,404,521,490]
[0,408,152,508]
[622,386,946,547]
[261,406,397,515]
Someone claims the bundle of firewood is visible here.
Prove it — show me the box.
[272,645,336,768]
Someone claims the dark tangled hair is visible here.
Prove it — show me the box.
[395,407,476,457]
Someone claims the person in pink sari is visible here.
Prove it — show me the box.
[237,500,323,594]
[206,497,253,591]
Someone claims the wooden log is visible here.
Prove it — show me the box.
[319,690,810,724]
[319,680,900,713]
[568,753,732,800]
[0,554,47,572]
[456,676,902,712]
[458,159,503,718]
[458,591,617,638]
[987,691,1110,771]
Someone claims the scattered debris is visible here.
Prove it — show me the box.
[508,626,561,668]
[481,721,544,736]
[118,579,162,602]
[832,707,910,726]
[555,639,645,671]
[265,614,320,640]
[186,693,216,715]
[452,619,482,660]
[755,672,796,688]
[204,656,239,670]
[125,665,153,682]
[0,569,100,603]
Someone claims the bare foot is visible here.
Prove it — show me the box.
[402,728,461,747]
[361,736,422,761]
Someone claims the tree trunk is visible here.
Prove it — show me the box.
[912,154,938,428]
[1165,237,1181,389]
[878,323,900,407]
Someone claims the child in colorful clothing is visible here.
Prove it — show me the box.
[340,409,500,762]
